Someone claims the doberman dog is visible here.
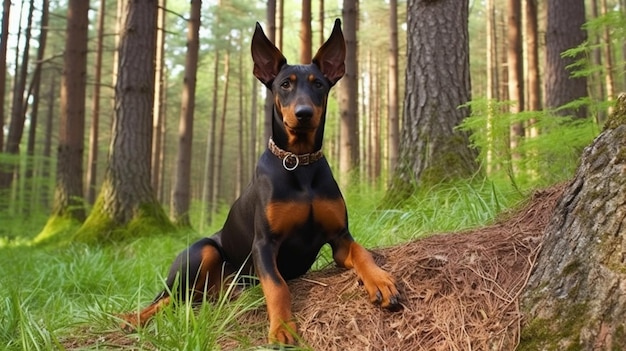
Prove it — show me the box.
[121,19,400,345]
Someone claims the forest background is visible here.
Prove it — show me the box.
[0,0,623,238]
[0,0,625,349]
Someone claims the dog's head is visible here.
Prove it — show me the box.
[251,19,346,153]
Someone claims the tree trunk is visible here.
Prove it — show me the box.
[25,0,49,213]
[338,0,359,181]
[74,0,171,242]
[171,0,201,226]
[600,0,615,114]
[544,0,587,118]
[1,0,34,190]
[525,0,541,137]
[388,0,400,182]
[52,0,87,220]
[0,0,10,152]
[86,0,106,205]
[387,0,478,202]
[520,94,626,350]
[263,0,276,144]
[206,51,220,223]
[507,0,524,157]
[151,0,166,202]
[216,50,230,203]
[300,0,312,63]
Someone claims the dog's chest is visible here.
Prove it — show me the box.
[265,197,346,236]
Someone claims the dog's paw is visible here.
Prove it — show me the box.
[118,313,139,333]
[268,320,298,345]
[361,268,402,311]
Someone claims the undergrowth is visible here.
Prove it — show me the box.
[0,177,557,350]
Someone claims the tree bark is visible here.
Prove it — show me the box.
[0,0,34,190]
[521,94,626,350]
[171,0,201,226]
[387,0,478,202]
[74,0,171,242]
[507,0,524,153]
[544,0,587,118]
[338,0,359,180]
[86,0,106,205]
[52,0,88,220]
[151,0,166,201]
[388,0,400,181]
[300,0,312,63]
[0,0,9,152]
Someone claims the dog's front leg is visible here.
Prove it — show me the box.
[331,233,401,310]
[252,238,297,345]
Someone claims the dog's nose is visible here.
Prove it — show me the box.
[295,105,314,121]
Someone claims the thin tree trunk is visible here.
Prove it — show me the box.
[151,0,166,201]
[216,50,230,203]
[525,0,541,139]
[25,0,48,213]
[171,0,201,226]
[51,0,89,221]
[338,0,359,181]
[589,0,606,124]
[486,0,496,175]
[600,0,615,114]
[1,0,34,191]
[264,0,276,144]
[300,0,312,63]
[388,0,399,181]
[507,0,524,155]
[318,0,324,47]
[86,0,106,205]
[41,74,55,208]
[207,51,220,222]
[0,0,10,152]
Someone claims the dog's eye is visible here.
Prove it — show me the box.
[280,80,291,89]
[313,80,324,89]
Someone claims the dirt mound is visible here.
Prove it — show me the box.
[229,185,564,350]
[63,185,564,350]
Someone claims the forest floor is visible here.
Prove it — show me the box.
[61,185,565,351]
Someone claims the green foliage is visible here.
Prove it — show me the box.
[0,178,531,349]
[459,98,600,189]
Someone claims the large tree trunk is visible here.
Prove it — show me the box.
[387,0,478,202]
[544,0,587,118]
[171,0,201,226]
[73,0,171,243]
[520,94,626,350]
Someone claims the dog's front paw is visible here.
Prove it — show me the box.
[361,268,402,311]
[119,313,140,333]
[268,320,298,345]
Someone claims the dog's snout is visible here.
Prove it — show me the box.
[295,105,314,121]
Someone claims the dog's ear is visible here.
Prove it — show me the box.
[251,22,287,88]
[312,19,346,87]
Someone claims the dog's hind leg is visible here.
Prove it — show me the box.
[121,237,228,332]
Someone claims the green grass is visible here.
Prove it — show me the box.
[0,178,538,350]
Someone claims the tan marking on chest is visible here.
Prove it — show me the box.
[312,198,346,232]
[265,198,347,235]
[266,201,311,234]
